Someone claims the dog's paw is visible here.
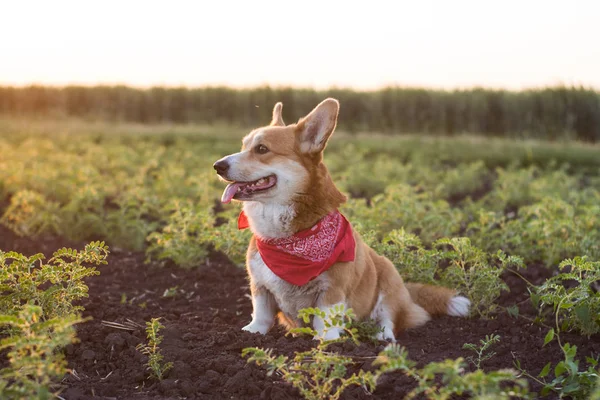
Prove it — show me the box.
[376,328,396,343]
[447,296,471,317]
[313,327,341,341]
[242,321,270,334]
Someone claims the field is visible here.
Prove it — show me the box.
[1,117,600,399]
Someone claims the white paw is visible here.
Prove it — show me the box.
[242,321,270,334]
[314,327,341,341]
[376,328,396,343]
[447,296,471,317]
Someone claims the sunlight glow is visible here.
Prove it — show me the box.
[1,0,598,89]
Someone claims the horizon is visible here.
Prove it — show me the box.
[1,0,599,90]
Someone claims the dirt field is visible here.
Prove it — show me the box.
[1,225,598,400]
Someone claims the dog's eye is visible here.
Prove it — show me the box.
[255,144,269,154]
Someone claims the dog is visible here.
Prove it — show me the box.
[213,98,470,341]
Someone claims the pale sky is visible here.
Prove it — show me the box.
[1,0,599,90]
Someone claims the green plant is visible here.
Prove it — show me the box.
[516,339,599,399]
[373,228,442,285]
[402,356,529,400]
[589,376,600,400]
[244,307,528,400]
[0,242,107,319]
[435,238,524,318]
[533,257,600,336]
[146,200,213,268]
[516,263,600,400]
[350,318,384,345]
[136,317,173,381]
[146,200,250,268]
[0,304,82,399]
[463,334,501,369]
[0,190,61,237]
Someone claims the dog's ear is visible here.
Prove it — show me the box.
[270,102,285,126]
[296,98,339,154]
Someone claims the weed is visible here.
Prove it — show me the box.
[136,318,173,381]
[435,238,523,318]
[0,242,107,319]
[515,339,599,399]
[462,334,501,369]
[0,304,82,399]
[533,257,600,336]
[244,307,528,400]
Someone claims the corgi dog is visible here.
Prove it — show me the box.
[213,99,470,341]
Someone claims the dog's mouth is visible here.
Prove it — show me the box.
[221,175,277,203]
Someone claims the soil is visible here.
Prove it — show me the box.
[1,225,598,400]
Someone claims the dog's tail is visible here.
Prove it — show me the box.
[405,282,471,318]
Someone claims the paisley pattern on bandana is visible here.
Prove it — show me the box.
[238,209,356,286]
[264,212,341,262]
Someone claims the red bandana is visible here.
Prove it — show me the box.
[238,210,356,286]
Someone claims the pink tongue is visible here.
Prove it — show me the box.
[221,183,242,204]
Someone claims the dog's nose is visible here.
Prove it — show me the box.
[213,160,230,175]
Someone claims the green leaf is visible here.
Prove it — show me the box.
[554,361,567,378]
[538,362,551,378]
[562,382,581,393]
[541,385,552,396]
[506,305,520,318]
[543,329,555,346]
[574,304,591,324]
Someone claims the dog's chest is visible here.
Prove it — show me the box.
[243,203,296,238]
[248,251,329,319]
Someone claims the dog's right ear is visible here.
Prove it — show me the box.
[270,102,285,126]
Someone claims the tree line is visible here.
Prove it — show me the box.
[0,85,598,141]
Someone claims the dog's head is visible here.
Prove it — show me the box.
[214,98,345,212]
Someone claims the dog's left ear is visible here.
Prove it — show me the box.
[297,98,339,154]
[270,102,285,126]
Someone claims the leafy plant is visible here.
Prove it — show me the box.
[373,228,441,285]
[516,265,600,400]
[435,238,523,318]
[146,201,213,268]
[0,190,61,237]
[0,242,107,319]
[516,339,599,399]
[401,356,529,400]
[533,257,600,336]
[136,317,173,381]
[244,307,528,400]
[146,200,250,268]
[0,304,82,399]
[463,334,501,369]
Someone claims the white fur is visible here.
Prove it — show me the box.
[242,292,276,334]
[243,202,296,239]
[313,301,346,341]
[246,251,330,330]
[370,294,396,342]
[447,296,471,317]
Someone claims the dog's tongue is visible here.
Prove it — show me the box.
[221,182,242,204]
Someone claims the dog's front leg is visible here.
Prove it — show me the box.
[313,290,346,341]
[242,286,277,334]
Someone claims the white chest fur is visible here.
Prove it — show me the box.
[243,202,296,239]
[248,251,329,322]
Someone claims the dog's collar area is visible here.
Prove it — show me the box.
[239,210,356,286]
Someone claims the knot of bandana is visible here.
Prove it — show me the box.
[238,210,356,285]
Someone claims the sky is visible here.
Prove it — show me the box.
[1,0,599,90]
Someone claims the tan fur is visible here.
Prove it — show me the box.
[216,99,468,339]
